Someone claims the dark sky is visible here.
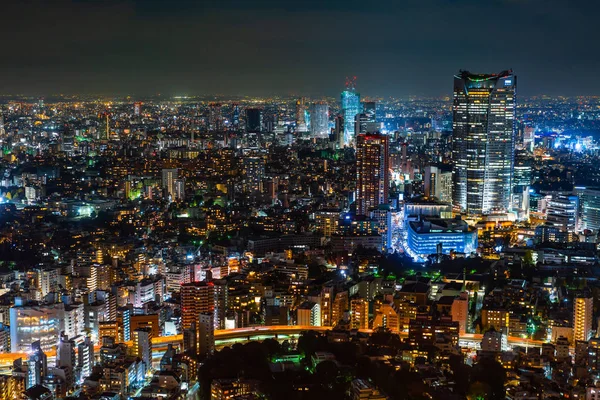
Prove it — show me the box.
[3,0,599,97]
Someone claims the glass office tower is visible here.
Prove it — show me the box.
[341,81,361,146]
[452,70,516,215]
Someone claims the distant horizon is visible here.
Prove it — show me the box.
[0,92,598,102]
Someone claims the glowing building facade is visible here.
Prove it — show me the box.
[310,102,329,138]
[406,217,477,260]
[452,70,516,215]
[341,82,361,146]
[356,133,389,216]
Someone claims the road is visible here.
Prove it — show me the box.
[0,326,545,369]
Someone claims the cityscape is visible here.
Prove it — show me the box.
[3,1,600,400]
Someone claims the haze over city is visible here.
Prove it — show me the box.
[3,0,600,97]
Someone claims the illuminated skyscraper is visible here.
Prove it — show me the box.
[574,294,593,342]
[133,102,142,116]
[356,133,389,216]
[27,341,47,389]
[356,101,377,134]
[452,70,516,215]
[296,97,308,132]
[181,281,215,332]
[511,151,532,220]
[341,78,361,146]
[424,166,453,204]
[161,168,178,200]
[133,327,152,367]
[310,102,329,138]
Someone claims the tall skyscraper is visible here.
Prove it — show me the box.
[27,341,47,389]
[181,282,215,332]
[576,187,600,233]
[243,156,265,193]
[547,195,579,233]
[341,78,361,146]
[452,70,516,215]
[198,312,215,357]
[356,101,377,134]
[133,101,142,116]
[574,294,593,342]
[310,102,329,138]
[245,108,263,133]
[356,133,389,216]
[334,115,344,149]
[296,98,308,132]
[511,151,532,220]
[424,165,453,204]
[132,327,152,367]
[161,168,178,200]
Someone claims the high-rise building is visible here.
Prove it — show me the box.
[574,295,593,342]
[310,102,329,138]
[334,115,344,149]
[10,300,69,352]
[576,187,600,233]
[452,70,516,215]
[245,108,263,133]
[547,195,579,233]
[355,101,377,134]
[133,327,152,367]
[27,341,47,389]
[297,301,321,327]
[134,101,142,116]
[213,279,228,330]
[198,312,215,357]
[350,298,369,330]
[511,151,532,220]
[341,78,361,146]
[424,166,453,204]
[522,124,535,152]
[61,129,75,156]
[296,98,308,132]
[356,133,389,216]
[451,292,469,336]
[243,156,264,193]
[181,282,215,331]
[174,178,185,201]
[161,168,178,200]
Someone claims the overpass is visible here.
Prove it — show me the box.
[0,326,545,368]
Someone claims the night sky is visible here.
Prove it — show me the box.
[4,0,599,97]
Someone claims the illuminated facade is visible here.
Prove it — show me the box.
[181,282,215,331]
[10,301,69,352]
[576,187,600,233]
[406,217,477,259]
[310,102,329,138]
[161,168,178,200]
[341,83,361,146]
[356,134,389,216]
[452,70,516,215]
[573,295,592,342]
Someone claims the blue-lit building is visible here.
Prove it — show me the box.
[406,217,477,260]
[341,83,361,146]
